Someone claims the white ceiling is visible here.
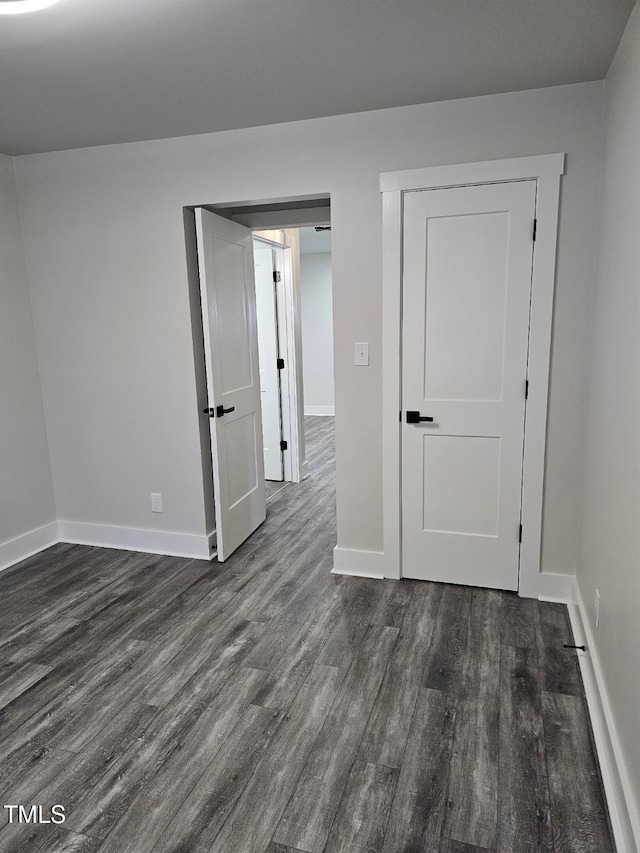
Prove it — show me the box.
[0,0,634,155]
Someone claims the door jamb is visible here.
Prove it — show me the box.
[380,153,564,597]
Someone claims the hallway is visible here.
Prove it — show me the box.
[0,418,612,852]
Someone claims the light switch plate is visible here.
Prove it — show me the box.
[354,342,370,366]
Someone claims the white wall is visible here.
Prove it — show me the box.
[13,82,603,566]
[300,252,334,415]
[577,3,640,833]
[0,154,56,564]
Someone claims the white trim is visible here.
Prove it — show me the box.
[304,406,335,417]
[0,521,59,573]
[537,571,575,603]
[58,521,213,561]
[381,154,565,592]
[518,170,562,597]
[569,579,640,853]
[280,237,306,483]
[380,153,565,193]
[331,546,386,579]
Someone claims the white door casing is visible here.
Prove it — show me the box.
[254,239,284,481]
[195,208,266,561]
[401,181,536,590]
[379,154,564,597]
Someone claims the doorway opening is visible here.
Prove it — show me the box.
[184,195,335,562]
[253,225,334,504]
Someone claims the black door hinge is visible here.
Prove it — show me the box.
[280,440,288,451]
[519,523,523,543]
[277,357,285,370]
[525,379,529,400]
[273,270,282,283]
[532,219,537,242]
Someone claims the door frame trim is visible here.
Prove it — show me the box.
[380,153,565,597]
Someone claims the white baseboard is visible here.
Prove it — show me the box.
[58,520,213,561]
[537,571,575,603]
[0,521,59,573]
[304,406,335,417]
[332,547,386,579]
[568,578,640,853]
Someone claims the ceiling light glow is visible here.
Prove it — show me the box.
[0,0,63,13]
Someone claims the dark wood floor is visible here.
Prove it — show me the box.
[265,479,291,501]
[0,417,613,853]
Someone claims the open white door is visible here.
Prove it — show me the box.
[253,240,284,481]
[195,208,266,561]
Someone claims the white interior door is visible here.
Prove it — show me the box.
[401,180,536,590]
[254,239,284,481]
[195,208,266,561]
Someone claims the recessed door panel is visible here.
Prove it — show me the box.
[212,237,254,395]
[424,212,509,402]
[422,435,500,537]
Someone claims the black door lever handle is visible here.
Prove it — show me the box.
[406,410,434,424]
[202,405,236,418]
[216,405,236,418]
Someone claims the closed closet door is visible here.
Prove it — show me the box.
[401,180,536,590]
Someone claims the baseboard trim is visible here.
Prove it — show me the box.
[537,571,574,603]
[332,547,386,579]
[304,407,335,417]
[569,578,640,853]
[58,520,213,561]
[0,521,59,573]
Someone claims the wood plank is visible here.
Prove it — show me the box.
[242,552,333,671]
[439,841,493,852]
[381,790,442,853]
[542,691,613,852]
[95,668,267,853]
[0,826,100,853]
[152,703,281,853]
[0,639,148,752]
[0,701,159,853]
[382,686,457,853]
[535,601,582,696]
[397,687,458,796]
[315,576,394,669]
[273,624,399,853]
[252,581,350,711]
[265,845,307,853]
[358,584,442,768]
[423,584,472,694]
[64,662,264,841]
[500,593,536,648]
[323,760,398,853]
[0,663,53,711]
[496,645,553,852]
[208,664,341,853]
[133,603,265,708]
[442,589,502,850]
